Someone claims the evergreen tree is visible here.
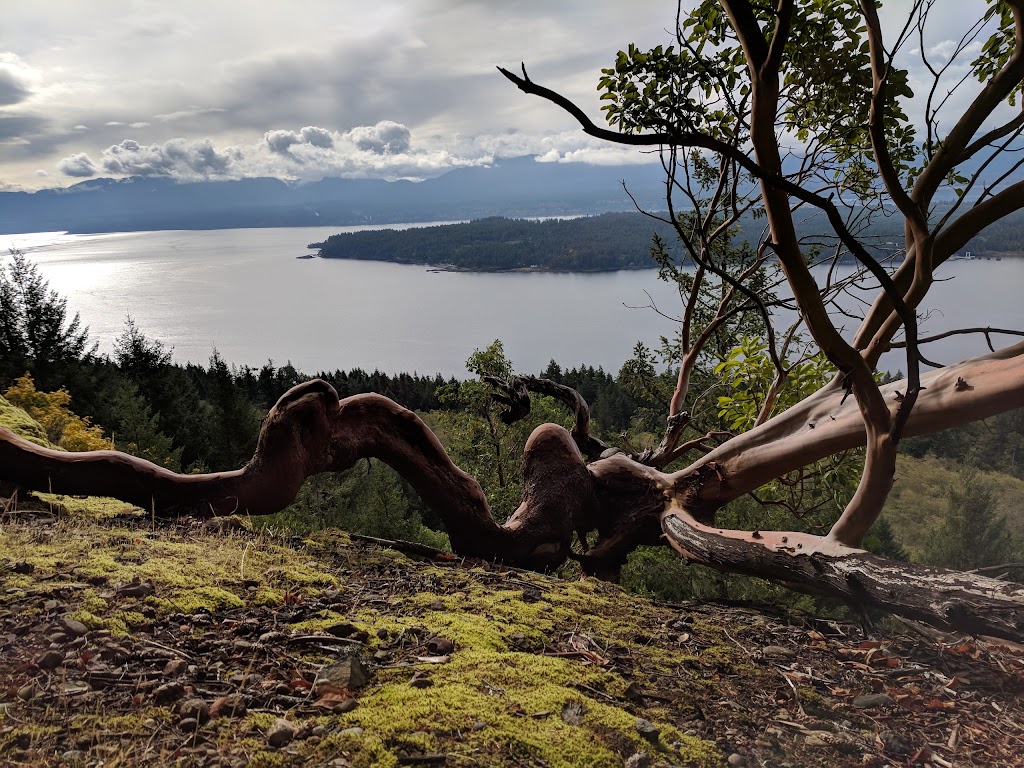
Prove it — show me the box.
[0,249,94,389]
[108,380,183,470]
[922,469,1018,571]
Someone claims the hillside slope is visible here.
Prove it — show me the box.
[2,401,1023,767]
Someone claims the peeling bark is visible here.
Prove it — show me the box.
[663,510,1024,642]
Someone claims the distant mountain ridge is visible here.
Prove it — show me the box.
[0,156,668,235]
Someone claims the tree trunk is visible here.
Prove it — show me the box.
[3,371,1023,640]
[662,510,1024,641]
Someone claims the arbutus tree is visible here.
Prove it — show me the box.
[3,0,1024,639]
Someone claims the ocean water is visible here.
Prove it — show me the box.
[2,226,1019,378]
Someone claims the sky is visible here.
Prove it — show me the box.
[0,0,998,191]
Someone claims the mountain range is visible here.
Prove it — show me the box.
[0,156,668,235]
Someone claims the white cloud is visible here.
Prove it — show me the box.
[35,169,48,176]
[99,138,231,178]
[153,107,226,122]
[57,152,97,177]
[344,121,411,154]
[73,124,88,131]
[129,121,151,129]
[300,125,333,149]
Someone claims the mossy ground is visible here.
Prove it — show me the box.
[3,396,1024,767]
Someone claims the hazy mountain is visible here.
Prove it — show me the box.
[0,156,668,235]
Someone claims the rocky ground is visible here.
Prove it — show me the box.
[1,501,1023,768]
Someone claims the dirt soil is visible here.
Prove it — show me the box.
[2,503,1023,768]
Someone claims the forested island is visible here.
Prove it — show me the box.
[312,213,678,271]
[312,209,1024,272]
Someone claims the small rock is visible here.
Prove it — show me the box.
[472,722,488,731]
[376,628,389,640]
[35,649,64,670]
[409,672,433,689]
[425,636,455,655]
[115,580,155,598]
[339,727,364,737]
[60,618,89,638]
[11,561,34,574]
[372,650,390,661]
[635,718,660,742]
[16,684,38,701]
[332,698,358,714]
[623,681,645,703]
[880,730,914,756]
[312,725,329,737]
[179,698,210,724]
[428,600,446,611]
[326,623,369,642]
[853,693,894,709]
[178,717,199,732]
[315,654,371,691]
[266,718,296,748]
[625,752,652,768]
[761,645,795,659]
[153,681,185,704]
[728,754,746,767]
[521,588,543,603]
[163,659,188,677]
[210,694,247,719]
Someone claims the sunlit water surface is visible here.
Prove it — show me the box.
[3,226,1020,378]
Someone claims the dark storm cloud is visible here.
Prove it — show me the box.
[100,138,231,177]
[0,68,30,105]
[57,152,97,177]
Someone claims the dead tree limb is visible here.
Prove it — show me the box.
[663,510,1024,641]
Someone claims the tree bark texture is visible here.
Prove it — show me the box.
[2,359,1024,640]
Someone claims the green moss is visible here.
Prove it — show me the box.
[0,394,50,447]
[331,649,720,768]
[39,493,145,519]
[66,609,106,630]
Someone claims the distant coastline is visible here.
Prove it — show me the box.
[309,213,1024,273]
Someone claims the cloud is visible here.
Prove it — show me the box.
[265,129,301,154]
[57,152,97,177]
[0,68,31,106]
[73,124,89,131]
[300,125,333,148]
[129,121,151,129]
[35,169,48,176]
[344,120,411,154]
[105,121,124,126]
[153,106,226,122]
[100,137,231,178]
[265,125,336,155]
[0,53,35,106]
[0,115,48,141]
